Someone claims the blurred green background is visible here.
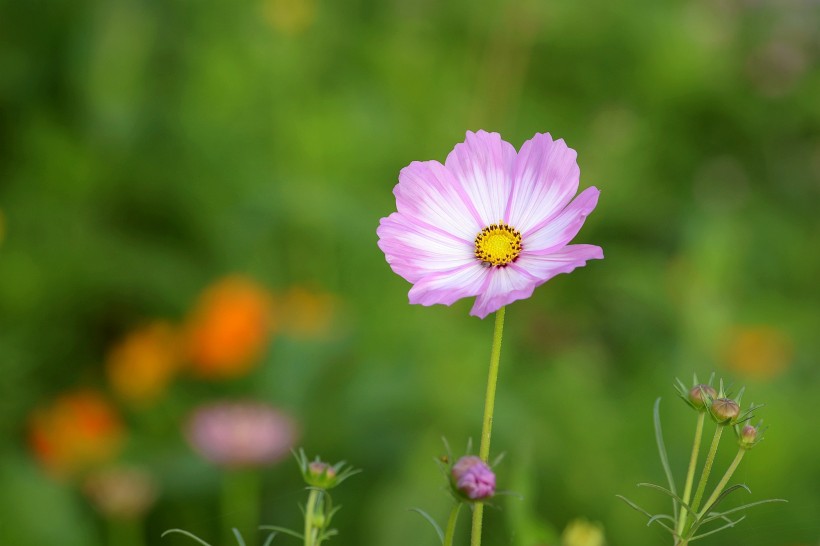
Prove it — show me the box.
[1,0,818,545]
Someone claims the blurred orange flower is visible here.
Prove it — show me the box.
[106,322,181,406]
[185,276,274,379]
[723,325,793,380]
[278,285,341,340]
[28,390,125,478]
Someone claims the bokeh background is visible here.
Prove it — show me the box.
[1,0,818,545]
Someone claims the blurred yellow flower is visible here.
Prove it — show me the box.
[106,321,180,406]
[561,518,606,546]
[262,0,316,36]
[278,285,341,340]
[723,325,793,380]
[185,276,275,379]
[28,390,125,478]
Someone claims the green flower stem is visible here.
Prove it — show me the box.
[223,469,261,546]
[106,516,144,546]
[470,306,507,546]
[304,488,321,546]
[697,448,745,518]
[443,503,463,546]
[675,412,706,537]
[689,425,724,518]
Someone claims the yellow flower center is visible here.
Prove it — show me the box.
[474,222,522,267]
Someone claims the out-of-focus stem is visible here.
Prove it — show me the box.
[443,503,463,546]
[304,488,320,546]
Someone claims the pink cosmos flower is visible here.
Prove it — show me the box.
[186,401,298,468]
[377,130,603,318]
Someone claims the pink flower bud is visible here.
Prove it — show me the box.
[688,384,717,410]
[451,456,495,501]
[739,424,760,448]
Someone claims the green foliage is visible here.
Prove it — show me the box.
[0,0,818,545]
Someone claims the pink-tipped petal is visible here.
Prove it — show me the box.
[445,131,517,226]
[522,186,600,253]
[378,213,475,284]
[506,134,580,232]
[408,263,488,307]
[395,160,481,240]
[469,267,539,318]
[515,244,604,285]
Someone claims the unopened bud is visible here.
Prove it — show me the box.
[451,456,495,501]
[688,384,717,410]
[305,460,337,489]
[739,424,759,449]
[711,398,740,423]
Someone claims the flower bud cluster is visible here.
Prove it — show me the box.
[675,375,761,427]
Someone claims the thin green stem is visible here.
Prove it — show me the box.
[689,425,724,518]
[222,469,261,546]
[304,489,320,546]
[443,503,463,546]
[697,448,745,518]
[675,412,706,537]
[470,306,506,546]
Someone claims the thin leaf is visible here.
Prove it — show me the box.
[654,398,678,521]
[700,498,788,525]
[616,495,654,519]
[161,529,214,546]
[647,514,677,525]
[689,516,746,541]
[232,529,247,546]
[637,483,695,515]
[615,496,675,534]
[409,508,445,544]
[646,514,678,533]
[261,533,278,546]
[258,525,305,540]
[699,483,752,516]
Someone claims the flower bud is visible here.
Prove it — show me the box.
[295,449,359,490]
[451,456,495,501]
[688,384,717,410]
[739,424,760,449]
[710,398,740,423]
[305,460,338,489]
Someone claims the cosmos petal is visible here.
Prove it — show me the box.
[506,133,581,232]
[522,186,600,253]
[516,244,604,285]
[378,213,475,284]
[445,130,517,227]
[394,160,481,240]
[408,262,488,307]
[469,267,539,318]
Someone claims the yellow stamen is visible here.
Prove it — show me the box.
[474,222,522,267]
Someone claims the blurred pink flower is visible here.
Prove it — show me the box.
[186,402,298,468]
[378,130,602,318]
